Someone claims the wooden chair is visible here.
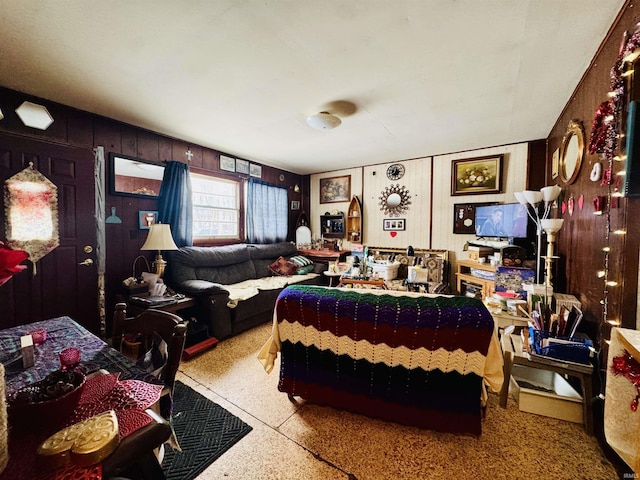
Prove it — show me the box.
[112,303,187,395]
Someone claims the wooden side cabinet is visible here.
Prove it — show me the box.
[456,259,496,299]
[320,212,345,238]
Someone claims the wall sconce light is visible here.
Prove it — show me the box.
[293,184,300,193]
[15,101,54,130]
[140,223,178,277]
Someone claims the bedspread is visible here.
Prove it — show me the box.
[259,285,503,435]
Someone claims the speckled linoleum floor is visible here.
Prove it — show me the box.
[175,322,620,480]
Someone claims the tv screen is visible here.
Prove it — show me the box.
[475,203,529,238]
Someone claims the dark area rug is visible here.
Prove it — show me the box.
[162,381,253,480]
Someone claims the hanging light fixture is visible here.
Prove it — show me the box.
[306,112,341,130]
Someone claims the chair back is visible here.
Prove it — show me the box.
[112,303,187,394]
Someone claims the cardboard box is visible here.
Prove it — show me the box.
[510,364,583,424]
[467,246,494,261]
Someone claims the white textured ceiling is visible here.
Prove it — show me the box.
[0,1,625,174]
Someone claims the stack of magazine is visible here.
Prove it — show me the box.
[129,295,178,308]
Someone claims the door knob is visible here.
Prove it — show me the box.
[79,259,94,266]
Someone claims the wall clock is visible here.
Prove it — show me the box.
[386,164,405,181]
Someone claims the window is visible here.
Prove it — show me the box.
[190,172,240,241]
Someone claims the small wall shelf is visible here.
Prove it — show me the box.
[320,212,345,238]
[347,196,363,243]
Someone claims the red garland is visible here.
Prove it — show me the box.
[611,349,640,411]
[588,100,614,154]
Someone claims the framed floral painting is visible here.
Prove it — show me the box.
[451,155,503,196]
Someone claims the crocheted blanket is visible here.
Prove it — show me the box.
[258,285,503,435]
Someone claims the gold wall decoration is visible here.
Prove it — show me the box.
[4,163,59,274]
[378,184,411,217]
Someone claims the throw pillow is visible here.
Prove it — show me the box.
[289,255,315,275]
[295,264,315,275]
[289,255,313,268]
[269,256,298,276]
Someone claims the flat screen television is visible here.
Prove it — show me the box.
[475,203,529,238]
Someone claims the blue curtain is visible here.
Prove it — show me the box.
[246,178,288,243]
[157,161,193,247]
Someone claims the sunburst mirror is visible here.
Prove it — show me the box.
[379,184,411,217]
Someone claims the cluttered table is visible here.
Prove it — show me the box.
[499,327,594,434]
[0,316,170,479]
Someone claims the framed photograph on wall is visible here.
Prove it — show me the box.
[552,148,560,179]
[320,175,351,203]
[235,158,250,174]
[249,163,262,178]
[383,218,405,231]
[291,200,300,210]
[452,202,497,234]
[451,154,504,196]
[138,210,158,230]
[220,155,236,172]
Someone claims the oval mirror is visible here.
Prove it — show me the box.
[560,120,584,184]
[387,193,402,207]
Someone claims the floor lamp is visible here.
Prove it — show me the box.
[514,185,561,285]
[541,218,564,288]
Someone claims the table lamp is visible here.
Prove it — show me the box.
[140,223,178,278]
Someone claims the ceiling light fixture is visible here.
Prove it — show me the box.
[306,111,341,130]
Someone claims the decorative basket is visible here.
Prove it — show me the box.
[8,370,85,430]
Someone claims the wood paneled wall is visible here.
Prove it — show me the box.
[0,87,305,330]
[546,1,640,348]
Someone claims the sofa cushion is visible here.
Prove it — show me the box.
[250,243,299,277]
[269,256,298,276]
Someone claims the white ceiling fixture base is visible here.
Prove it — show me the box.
[306,112,341,130]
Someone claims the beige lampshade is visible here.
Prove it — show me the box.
[541,185,561,203]
[541,218,564,234]
[514,191,528,205]
[523,190,544,206]
[140,224,178,251]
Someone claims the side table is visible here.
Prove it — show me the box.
[126,295,198,317]
[323,270,342,287]
[500,330,594,434]
[124,295,218,360]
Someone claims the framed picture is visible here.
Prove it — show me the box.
[249,163,262,178]
[291,200,300,210]
[138,210,158,230]
[552,148,559,179]
[453,202,497,234]
[383,218,405,231]
[451,154,504,196]
[220,155,236,172]
[320,175,351,203]
[235,158,250,174]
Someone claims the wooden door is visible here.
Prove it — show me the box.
[0,134,98,332]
